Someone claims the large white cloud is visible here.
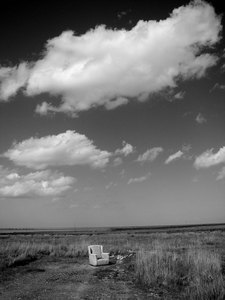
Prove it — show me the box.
[194,146,225,169]
[0,166,75,197]
[0,1,221,114]
[3,130,111,169]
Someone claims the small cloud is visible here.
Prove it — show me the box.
[210,83,225,92]
[220,64,225,72]
[137,147,163,163]
[194,146,225,169]
[165,150,184,164]
[196,113,207,124]
[6,173,20,180]
[115,141,134,157]
[104,97,128,110]
[35,102,54,115]
[52,197,63,203]
[117,10,129,19]
[217,166,225,180]
[174,91,185,100]
[35,101,77,118]
[127,173,150,184]
[113,157,123,166]
[182,144,192,152]
[105,182,117,189]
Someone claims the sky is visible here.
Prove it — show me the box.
[0,0,224,228]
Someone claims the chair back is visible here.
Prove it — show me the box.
[88,245,102,259]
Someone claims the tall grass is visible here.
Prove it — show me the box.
[136,242,225,299]
[0,239,90,269]
[1,230,225,299]
[0,233,137,269]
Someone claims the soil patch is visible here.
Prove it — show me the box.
[0,256,159,299]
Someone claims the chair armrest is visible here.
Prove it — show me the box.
[102,252,109,260]
[89,254,98,266]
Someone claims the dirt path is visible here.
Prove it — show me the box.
[0,256,160,300]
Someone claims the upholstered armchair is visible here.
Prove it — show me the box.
[88,245,109,266]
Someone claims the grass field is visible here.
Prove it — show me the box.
[0,225,225,299]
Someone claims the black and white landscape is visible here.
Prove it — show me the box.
[0,1,225,298]
[0,0,224,228]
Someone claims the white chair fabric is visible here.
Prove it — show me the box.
[88,245,109,266]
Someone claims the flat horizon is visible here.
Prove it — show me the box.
[1,222,225,231]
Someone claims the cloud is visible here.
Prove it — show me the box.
[196,113,207,124]
[165,150,184,164]
[117,10,129,20]
[105,182,117,189]
[137,147,163,163]
[127,173,150,184]
[210,83,225,92]
[217,166,225,180]
[3,130,111,169]
[113,157,123,166]
[35,101,77,118]
[0,63,30,101]
[115,141,134,156]
[0,1,221,115]
[104,97,128,110]
[0,166,75,197]
[182,144,192,152]
[174,91,185,99]
[194,146,225,169]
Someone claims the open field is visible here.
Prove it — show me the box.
[0,224,225,299]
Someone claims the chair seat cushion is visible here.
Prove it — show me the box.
[97,258,109,265]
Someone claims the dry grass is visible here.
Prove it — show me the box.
[136,242,225,299]
[0,239,90,269]
[0,230,225,299]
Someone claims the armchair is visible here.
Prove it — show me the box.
[88,245,109,266]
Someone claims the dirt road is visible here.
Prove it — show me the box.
[0,256,160,299]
